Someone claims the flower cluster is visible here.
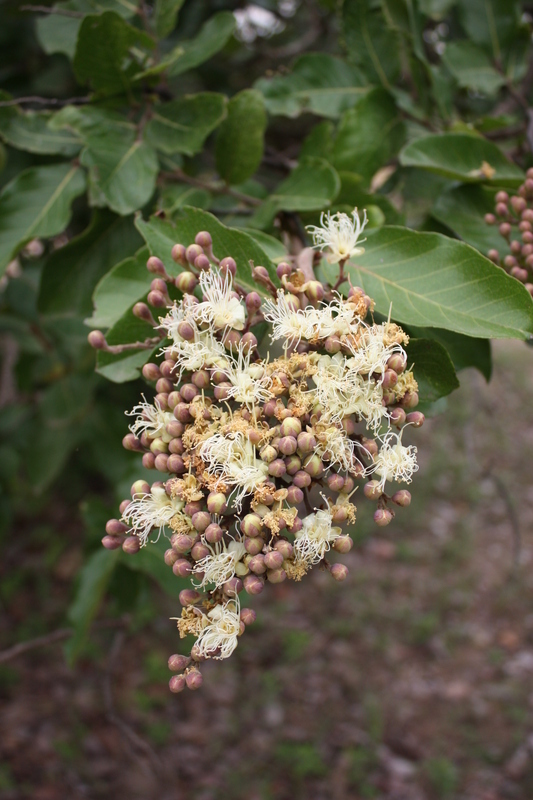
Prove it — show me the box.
[91,210,424,693]
[485,169,533,295]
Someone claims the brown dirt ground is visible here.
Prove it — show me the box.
[2,340,533,800]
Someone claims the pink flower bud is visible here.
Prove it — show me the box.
[169,674,186,693]
[122,536,140,555]
[220,256,237,277]
[204,523,224,544]
[297,432,317,454]
[164,548,178,567]
[168,654,191,671]
[293,470,311,488]
[264,550,284,570]
[260,445,278,464]
[244,537,263,557]
[327,473,345,492]
[147,290,167,307]
[390,407,406,427]
[278,436,298,456]
[171,244,187,265]
[266,568,286,584]
[175,271,198,293]
[287,485,304,504]
[102,535,122,550]
[248,554,266,575]
[276,262,292,278]
[333,535,353,554]
[186,244,203,264]
[106,519,128,535]
[168,453,186,474]
[373,508,393,527]
[185,669,203,690]
[222,330,241,350]
[243,574,264,595]
[207,492,227,515]
[88,330,107,349]
[303,454,323,478]
[330,563,348,581]
[223,577,243,597]
[364,480,383,500]
[173,559,192,577]
[241,513,263,538]
[241,608,257,625]
[154,453,169,472]
[392,489,411,507]
[142,452,156,469]
[241,332,258,352]
[246,291,262,312]
[172,534,194,553]
[274,539,294,559]
[191,512,211,532]
[191,542,210,561]
[179,589,201,606]
[268,458,287,477]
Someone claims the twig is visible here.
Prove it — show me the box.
[0,618,128,664]
[0,95,90,109]
[104,631,163,776]
[20,4,84,16]
[162,168,262,208]
[105,336,163,354]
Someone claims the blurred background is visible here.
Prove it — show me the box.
[2,1,533,797]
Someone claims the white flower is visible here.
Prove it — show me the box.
[220,341,273,406]
[293,509,342,565]
[196,268,245,331]
[199,432,269,510]
[122,485,185,546]
[126,396,175,442]
[195,598,241,660]
[159,305,228,379]
[347,323,406,376]
[306,208,367,264]
[192,536,247,589]
[371,431,418,489]
[314,424,359,473]
[262,291,319,347]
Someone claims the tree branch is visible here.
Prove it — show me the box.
[0,95,90,109]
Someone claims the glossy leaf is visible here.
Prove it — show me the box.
[0,163,86,276]
[154,0,185,38]
[342,0,401,87]
[344,226,533,339]
[215,90,267,185]
[38,211,142,316]
[65,548,120,664]
[405,338,460,402]
[407,325,492,380]
[431,184,503,256]
[255,53,368,119]
[36,0,137,58]
[400,133,524,185]
[145,93,227,156]
[158,184,212,216]
[335,171,402,225]
[331,88,405,184]
[442,41,505,95]
[136,207,279,295]
[137,11,236,80]
[89,246,150,328]
[0,103,81,156]
[74,12,153,93]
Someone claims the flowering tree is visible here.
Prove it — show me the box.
[1,0,533,685]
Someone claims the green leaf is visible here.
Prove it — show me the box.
[431,184,503,256]
[65,548,120,665]
[300,120,335,160]
[154,0,185,38]
[136,207,279,296]
[406,325,492,380]
[240,229,287,262]
[0,163,86,276]
[0,103,81,156]
[119,537,186,599]
[215,90,267,185]
[36,0,137,58]
[399,133,524,185]
[457,0,521,62]
[74,11,154,94]
[342,0,401,88]
[335,171,403,225]
[442,41,505,95]
[405,338,460,402]
[419,0,457,17]
[254,53,368,119]
[158,184,212,216]
[344,226,533,339]
[331,88,405,184]
[96,311,158,382]
[89,246,150,328]
[38,211,142,317]
[145,93,226,156]
[251,157,340,229]
[136,11,235,80]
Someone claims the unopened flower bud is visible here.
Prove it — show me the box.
[122,433,142,452]
[387,353,406,373]
[206,492,226,515]
[332,506,349,523]
[191,542,210,561]
[392,489,412,507]
[285,455,302,475]
[195,253,210,271]
[293,470,311,488]
[222,329,241,349]
[173,559,192,577]
[267,568,286,584]
[276,262,292,278]
[142,452,155,469]
[327,473,345,492]
[169,674,186,693]
[499,222,511,237]
[122,536,140,555]
[119,499,130,515]
[102,535,122,550]
[401,391,419,409]
[278,436,297,456]
[306,280,325,302]
[333,535,353,553]
[260,445,278,464]
[186,244,203,264]
[286,485,304,504]
[511,266,529,282]
[168,654,191,672]
[390,407,406,426]
[172,534,194,553]
[179,589,201,606]
[241,513,263,538]
[223,577,243,596]
[243,574,264,595]
[175,271,198,293]
[330,563,348,581]
[268,458,287,477]
[164,548,178,567]
[406,411,425,427]
[374,508,393,527]
[484,213,496,225]
[88,330,107,349]
[274,540,294,559]
[495,191,509,204]
[364,480,383,500]
[303,454,323,477]
[185,669,203,690]
[264,551,284,570]
[147,290,167,307]
[220,256,237,277]
[142,362,161,381]
[171,243,187,265]
[241,608,257,625]
[297,432,317,454]
[244,536,263,555]
[248,554,266,575]
[106,518,128,535]
[191,511,211,532]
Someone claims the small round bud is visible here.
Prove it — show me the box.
[153,453,169,472]
[390,407,406,426]
[184,501,202,517]
[180,383,198,402]
[333,535,353,553]
[122,536,140,555]
[172,534,194,554]
[195,253,210,272]
[106,519,128,535]
[223,577,243,597]
[179,589,201,606]
[382,369,398,389]
[266,568,286,584]
[306,280,325,302]
[169,675,186,693]
[499,222,511,237]
[191,511,211,532]
[406,411,425,427]
[280,417,302,438]
[286,485,304,504]
[168,654,191,672]
[244,536,263,556]
[195,231,212,248]
[373,508,393,527]
[88,330,107,349]
[142,362,161,381]
[285,455,302,475]
[191,542,210,561]
[303,454,323,478]
[324,335,342,354]
[241,332,258,352]
[185,670,203,690]
[276,262,292,278]
[293,470,311,488]
[330,563,348,581]
[392,489,412,507]
[146,256,166,277]
[164,548,178,567]
[264,551,284,570]
[495,191,509,204]
[142,452,156,469]
[327,473,345,492]
[122,433,142,452]
[511,195,527,213]
[220,256,237,277]
[102,535,122,550]
[245,291,262,313]
[171,243,187,265]
[511,266,529,282]
[401,391,419,409]
[204,523,223,544]
[175,271,198,293]
[241,608,257,625]
[222,329,241,350]
[260,445,278,464]
[274,539,294,559]
[214,382,232,401]
[155,378,172,395]
[496,202,509,217]
[387,353,406,374]
[243,574,264,595]
[364,480,383,501]
[278,436,297,456]
[173,559,192,578]
[297,432,317,454]
[268,458,287,477]
[487,249,500,263]
[248,554,266,575]
[484,213,496,225]
[119,499,131,515]
[290,516,303,533]
[207,492,227,515]
[147,290,167,307]
[186,244,203,264]
[241,513,263,538]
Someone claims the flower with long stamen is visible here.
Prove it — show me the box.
[200,431,269,509]
[159,305,228,378]
[310,354,387,430]
[314,423,359,473]
[370,430,418,489]
[293,509,342,565]
[347,323,407,376]
[122,485,185,546]
[306,208,368,264]
[221,341,274,406]
[192,535,247,589]
[195,598,241,660]
[196,267,246,331]
[262,291,319,347]
[126,396,175,442]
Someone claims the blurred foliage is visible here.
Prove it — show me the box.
[1,0,533,655]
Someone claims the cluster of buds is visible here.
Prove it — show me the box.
[485,169,533,295]
[90,209,424,692]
